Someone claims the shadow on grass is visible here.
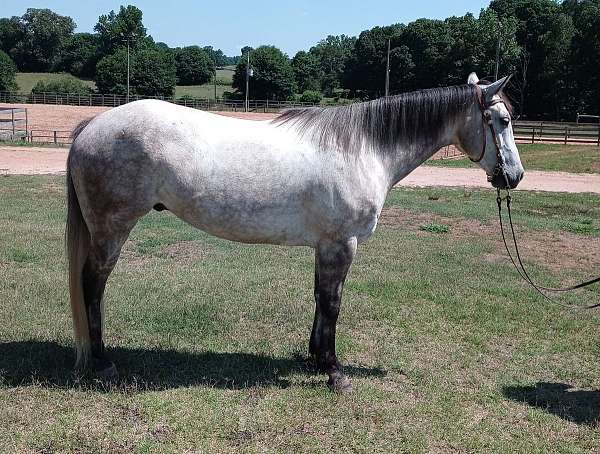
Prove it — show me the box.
[0,340,385,391]
[503,382,600,426]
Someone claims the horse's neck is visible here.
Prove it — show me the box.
[383,116,459,188]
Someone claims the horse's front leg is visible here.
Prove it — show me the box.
[312,237,357,392]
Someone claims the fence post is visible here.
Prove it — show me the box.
[564,127,568,145]
[531,127,535,143]
[53,131,57,144]
[597,125,600,147]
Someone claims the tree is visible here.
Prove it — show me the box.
[0,50,17,91]
[174,46,215,85]
[309,35,355,95]
[292,51,322,93]
[95,41,176,97]
[0,17,23,59]
[57,33,101,78]
[563,0,600,118]
[233,45,296,100]
[95,5,147,54]
[31,78,93,95]
[490,0,575,119]
[343,25,403,97]
[9,9,75,72]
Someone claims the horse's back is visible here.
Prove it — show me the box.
[69,100,384,246]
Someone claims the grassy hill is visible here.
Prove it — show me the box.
[16,73,96,93]
[16,71,235,99]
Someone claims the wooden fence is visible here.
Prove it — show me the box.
[513,121,600,145]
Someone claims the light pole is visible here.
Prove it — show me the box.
[126,38,130,103]
[245,52,252,112]
[385,39,391,97]
[121,37,131,103]
[494,20,502,81]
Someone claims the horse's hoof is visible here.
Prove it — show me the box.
[95,362,118,381]
[328,374,353,394]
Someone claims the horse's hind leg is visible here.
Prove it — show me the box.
[313,237,357,392]
[83,232,131,378]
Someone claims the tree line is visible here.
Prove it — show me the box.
[0,6,239,98]
[0,1,598,121]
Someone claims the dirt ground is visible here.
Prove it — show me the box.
[2,103,278,133]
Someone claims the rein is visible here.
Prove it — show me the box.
[474,86,600,310]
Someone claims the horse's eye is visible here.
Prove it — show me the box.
[502,117,510,125]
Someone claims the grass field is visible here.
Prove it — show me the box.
[15,72,236,100]
[16,73,97,93]
[427,143,600,174]
[0,176,599,452]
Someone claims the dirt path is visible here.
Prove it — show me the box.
[1,145,599,193]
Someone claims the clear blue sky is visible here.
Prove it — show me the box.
[6,1,491,56]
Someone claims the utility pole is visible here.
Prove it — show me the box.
[494,20,501,81]
[125,38,130,103]
[214,56,217,102]
[385,39,390,97]
[245,52,250,112]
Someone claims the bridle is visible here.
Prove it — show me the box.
[470,85,600,309]
[469,86,511,189]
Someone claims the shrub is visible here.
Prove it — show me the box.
[299,90,322,104]
[0,50,18,91]
[31,78,93,94]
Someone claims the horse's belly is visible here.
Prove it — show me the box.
[166,184,316,246]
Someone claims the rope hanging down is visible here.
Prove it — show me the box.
[496,189,600,310]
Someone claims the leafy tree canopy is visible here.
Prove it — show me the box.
[233,45,295,100]
[174,46,215,85]
[0,50,17,91]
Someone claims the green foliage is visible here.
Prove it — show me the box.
[233,45,295,100]
[0,50,17,91]
[299,90,322,104]
[94,5,147,54]
[95,42,176,97]
[31,78,93,95]
[419,223,450,234]
[309,35,355,95]
[292,51,322,93]
[174,46,215,85]
[56,33,100,78]
[3,9,75,72]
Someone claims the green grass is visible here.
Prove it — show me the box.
[16,73,96,93]
[0,176,599,452]
[426,143,600,174]
[175,84,234,99]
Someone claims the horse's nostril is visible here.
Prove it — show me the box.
[519,171,525,182]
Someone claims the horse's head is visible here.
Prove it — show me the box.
[457,72,524,189]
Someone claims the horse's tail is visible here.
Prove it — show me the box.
[66,119,94,368]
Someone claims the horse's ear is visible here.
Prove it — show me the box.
[482,74,512,101]
[467,72,479,85]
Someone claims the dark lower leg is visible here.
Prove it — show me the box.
[82,261,113,373]
[314,239,356,391]
[309,266,321,356]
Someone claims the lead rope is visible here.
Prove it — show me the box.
[496,188,600,310]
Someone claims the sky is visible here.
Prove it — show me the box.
[5,1,491,56]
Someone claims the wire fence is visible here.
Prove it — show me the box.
[0,91,321,112]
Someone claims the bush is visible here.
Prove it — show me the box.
[31,78,93,94]
[0,50,18,91]
[299,90,322,104]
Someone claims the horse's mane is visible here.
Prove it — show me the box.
[273,84,480,155]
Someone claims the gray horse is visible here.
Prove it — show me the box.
[66,73,523,392]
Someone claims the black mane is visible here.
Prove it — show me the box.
[273,84,480,155]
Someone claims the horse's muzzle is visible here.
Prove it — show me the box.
[488,169,524,189]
